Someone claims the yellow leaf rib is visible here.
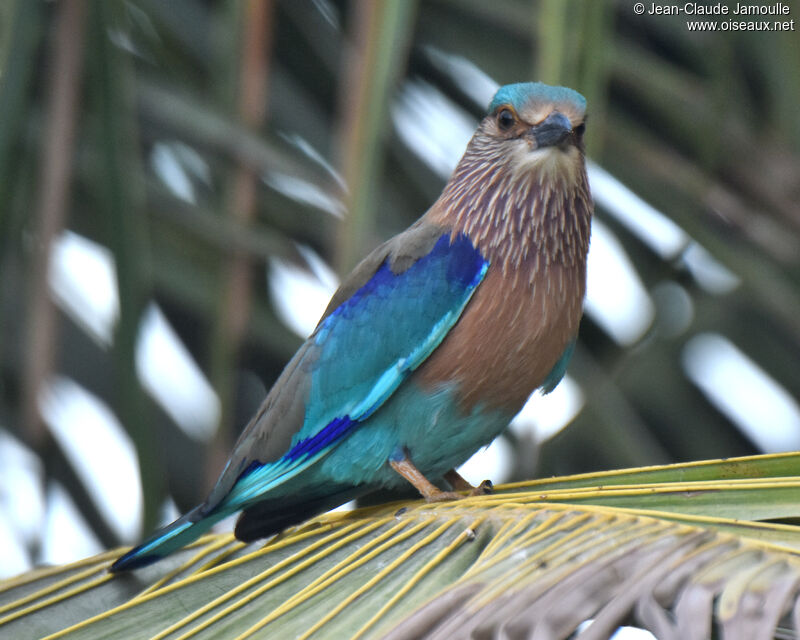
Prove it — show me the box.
[351,515,488,640]
[232,518,433,640]
[164,519,389,640]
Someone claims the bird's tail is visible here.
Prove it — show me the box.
[234,485,367,542]
[110,504,228,572]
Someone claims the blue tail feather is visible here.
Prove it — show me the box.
[110,505,227,572]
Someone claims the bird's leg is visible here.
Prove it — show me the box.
[389,450,461,502]
[444,469,493,496]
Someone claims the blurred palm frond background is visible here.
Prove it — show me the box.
[1,0,799,578]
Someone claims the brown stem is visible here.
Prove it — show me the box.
[22,0,87,446]
[208,0,274,492]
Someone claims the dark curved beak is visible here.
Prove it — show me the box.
[532,111,572,148]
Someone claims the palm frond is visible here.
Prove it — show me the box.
[4,453,800,639]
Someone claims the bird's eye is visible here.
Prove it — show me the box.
[496,108,515,131]
[575,122,586,137]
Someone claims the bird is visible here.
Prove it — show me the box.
[111,81,592,572]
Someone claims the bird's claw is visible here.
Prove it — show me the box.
[425,480,492,503]
[469,479,493,496]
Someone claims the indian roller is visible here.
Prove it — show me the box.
[111,82,592,571]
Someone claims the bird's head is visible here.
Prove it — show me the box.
[436,82,592,272]
[440,81,588,202]
[482,82,587,181]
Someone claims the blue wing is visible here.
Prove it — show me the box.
[224,231,489,506]
[111,229,488,571]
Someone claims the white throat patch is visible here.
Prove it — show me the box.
[510,143,582,184]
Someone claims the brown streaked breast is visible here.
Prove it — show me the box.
[415,262,585,414]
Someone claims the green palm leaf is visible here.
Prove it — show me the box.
[4,453,800,639]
